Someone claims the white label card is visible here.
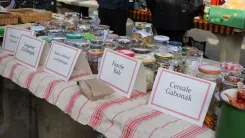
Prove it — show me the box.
[14,34,45,70]
[148,69,216,126]
[3,26,33,55]
[44,41,81,82]
[98,48,146,98]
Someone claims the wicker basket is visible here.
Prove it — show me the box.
[8,8,52,23]
[0,13,19,26]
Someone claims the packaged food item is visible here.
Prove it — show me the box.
[64,33,83,46]
[116,49,135,57]
[87,49,104,74]
[134,54,156,91]
[154,35,170,53]
[31,26,46,37]
[182,47,203,76]
[105,34,118,43]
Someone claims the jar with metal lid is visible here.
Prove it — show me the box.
[105,34,118,43]
[116,49,135,57]
[168,41,182,54]
[154,52,174,71]
[182,47,203,76]
[87,49,104,74]
[64,33,83,46]
[63,12,79,33]
[73,42,90,54]
[197,64,222,119]
[134,54,155,91]
[90,39,104,49]
[154,35,169,53]
[117,39,132,49]
[31,26,46,37]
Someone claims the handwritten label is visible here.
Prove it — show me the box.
[44,42,81,82]
[98,48,143,98]
[148,69,216,126]
[3,26,33,54]
[15,35,45,70]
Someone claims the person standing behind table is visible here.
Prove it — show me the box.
[145,0,203,41]
[97,0,131,36]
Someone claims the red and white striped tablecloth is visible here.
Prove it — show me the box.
[0,51,215,138]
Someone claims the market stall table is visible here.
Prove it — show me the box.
[0,49,216,138]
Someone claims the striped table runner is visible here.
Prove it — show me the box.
[0,51,215,138]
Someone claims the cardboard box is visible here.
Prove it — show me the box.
[209,6,245,29]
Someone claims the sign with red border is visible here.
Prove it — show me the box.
[148,69,216,126]
[44,42,81,82]
[14,34,45,70]
[3,26,33,55]
[98,48,144,98]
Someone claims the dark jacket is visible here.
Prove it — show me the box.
[97,0,130,10]
[146,0,203,30]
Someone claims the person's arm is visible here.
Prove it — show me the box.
[145,0,156,15]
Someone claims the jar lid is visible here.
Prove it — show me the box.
[220,62,243,71]
[155,52,173,58]
[198,64,222,75]
[154,35,169,42]
[169,41,182,47]
[87,49,103,56]
[134,54,155,63]
[107,34,118,39]
[31,26,45,32]
[66,33,82,39]
[132,48,151,54]
[116,49,135,57]
[83,33,95,40]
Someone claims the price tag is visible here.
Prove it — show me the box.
[14,35,45,70]
[3,26,33,55]
[148,69,216,126]
[98,48,146,98]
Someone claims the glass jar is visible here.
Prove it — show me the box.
[154,52,174,71]
[99,25,110,40]
[90,39,104,49]
[154,35,169,53]
[48,29,64,38]
[63,12,79,33]
[103,42,117,50]
[64,33,83,46]
[182,47,203,76]
[105,34,118,43]
[31,26,46,37]
[116,49,135,57]
[134,54,155,91]
[220,62,243,77]
[73,42,90,54]
[83,33,95,43]
[168,41,182,54]
[131,38,143,47]
[197,64,222,120]
[170,54,184,73]
[87,49,104,74]
[117,39,131,49]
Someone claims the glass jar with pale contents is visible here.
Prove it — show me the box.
[134,54,156,91]
[154,52,174,72]
[87,49,104,74]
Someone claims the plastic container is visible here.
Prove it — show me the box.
[87,49,103,74]
[154,35,169,53]
[171,54,184,73]
[48,29,64,38]
[182,47,203,76]
[64,33,83,46]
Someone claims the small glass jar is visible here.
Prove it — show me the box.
[182,47,203,76]
[103,42,117,50]
[73,42,90,54]
[48,29,64,38]
[154,35,170,53]
[117,39,131,49]
[78,16,92,33]
[90,39,104,49]
[63,12,79,33]
[116,49,135,57]
[220,62,243,77]
[168,41,182,54]
[31,26,46,37]
[134,54,155,91]
[87,49,104,74]
[64,33,83,46]
[170,54,184,73]
[105,34,118,43]
[154,52,174,71]
[197,64,222,118]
